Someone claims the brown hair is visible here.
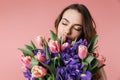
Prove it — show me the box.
[55,3,97,43]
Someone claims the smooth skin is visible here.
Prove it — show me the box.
[57,9,82,41]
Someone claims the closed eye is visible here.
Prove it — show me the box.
[61,18,69,26]
[73,25,82,31]
[62,22,68,26]
[73,27,82,31]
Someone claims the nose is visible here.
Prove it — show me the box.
[64,27,71,35]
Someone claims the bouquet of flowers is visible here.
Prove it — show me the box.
[19,30,105,80]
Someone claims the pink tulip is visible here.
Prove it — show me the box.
[36,35,44,48]
[61,42,69,51]
[21,55,32,68]
[35,51,46,63]
[97,55,106,67]
[78,45,88,60]
[31,65,47,78]
[48,40,60,53]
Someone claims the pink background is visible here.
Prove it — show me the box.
[0,0,120,80]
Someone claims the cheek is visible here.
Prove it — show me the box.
[57,24,65,38]
[72,30,82,39]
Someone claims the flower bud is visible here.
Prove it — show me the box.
[35,51,46,63]
[78,45,88,60]
[36,35,44,48]
[48,40,60,53]
[31,65,47,78]
[21,55,32,68]
[61,42,69,51]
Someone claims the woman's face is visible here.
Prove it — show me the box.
[57,9,83,41]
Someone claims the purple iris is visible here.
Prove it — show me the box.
[80,71,92,80]
[72,39,88,51]
[33,49,50,64]
[55,38,92,80]
[33,49,46,57]
[56,63,85,80]
[60,47,80,66]
[56,66,92,80]
[56,66,76,80]
[23,68,36,80]
[65,38,72,44]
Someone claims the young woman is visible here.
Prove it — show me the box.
[54,3,107,80]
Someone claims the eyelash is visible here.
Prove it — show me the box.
[62,22,82,31]
[62,22,67,25]
[73,27,81,31]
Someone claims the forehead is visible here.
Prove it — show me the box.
[62,9,82,24]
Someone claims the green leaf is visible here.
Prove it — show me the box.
[39,61,54,76]
[84,55,99,72]
[44,46,51,60]
[82,61,89,71]
[71,38,77,46]
[91,66,99,74]
[47,76,54,80]
[42,40,51,60]
[88,35,98,53]
[30,58,38,68]
[30,40,36,49]
[38,78,42,80]
[53,57,60,67]
[39,61,56,79]
[38,77,45,80]
[90,58,98,70]
[25,44,33,51]
[18,48,34,57]
[91,64,105,75]
[84,55,94,64]
[48,60,56,77]
[84,56,98,71]
[43,40,51,60]
[50,30,58,41]
[59,36,64,47]
[44,74,54,80]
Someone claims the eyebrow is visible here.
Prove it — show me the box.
[62,18,70,23]
[62,18,82,27]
